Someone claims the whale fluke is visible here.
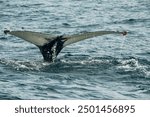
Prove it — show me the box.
[4,30,127,62]
[5,31,55,46]
[63,31,127,47]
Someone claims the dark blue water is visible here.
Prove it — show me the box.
[0,0,150,99]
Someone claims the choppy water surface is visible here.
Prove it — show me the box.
[0,0,150,99]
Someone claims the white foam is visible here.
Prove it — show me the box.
[117,58,149,78]
[0,58,50,71]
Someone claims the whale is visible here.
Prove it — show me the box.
[4,30,127,62]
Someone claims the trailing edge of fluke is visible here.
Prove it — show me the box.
[4,30,127,62]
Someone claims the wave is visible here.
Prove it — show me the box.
[0,58,50,71]
[113,18,150,25]
[116,58,150,78]
[0,56,149,78]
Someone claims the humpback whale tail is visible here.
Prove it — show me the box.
[4,30,127,62]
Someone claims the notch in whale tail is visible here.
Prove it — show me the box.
[4,30,127,62]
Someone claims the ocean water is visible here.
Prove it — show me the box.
[0,0,150,99]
